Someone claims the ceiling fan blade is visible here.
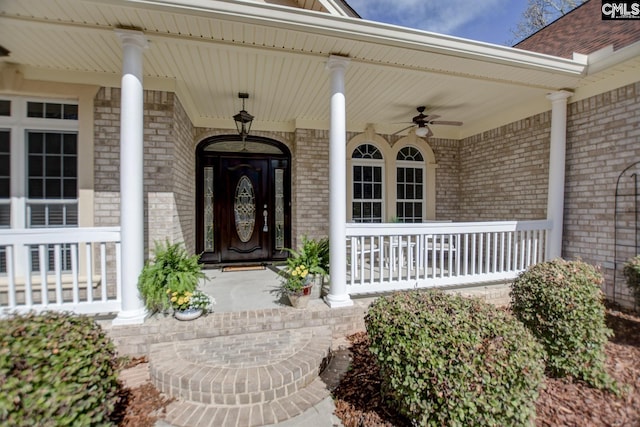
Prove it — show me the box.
[429,120,463,126]
[425,126,434,138]
[393,125,414,135]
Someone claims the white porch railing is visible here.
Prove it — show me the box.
[0,227,122,315]
[346,220,552,295]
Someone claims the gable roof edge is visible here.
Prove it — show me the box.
[584,40,640,75]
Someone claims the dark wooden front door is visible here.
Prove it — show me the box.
[219,158,270,261]
[196,135,291,265]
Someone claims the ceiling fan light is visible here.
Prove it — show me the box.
[415,126,429,137]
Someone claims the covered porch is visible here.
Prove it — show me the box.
[0,0,589,323]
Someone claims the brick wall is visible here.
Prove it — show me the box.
[171,96,196,252]
[458,113,551,221]
[94,88,121,229]
[564,82,640,307]
[94,88,195,257]
[429,138,461,220]
[292,129,330,246]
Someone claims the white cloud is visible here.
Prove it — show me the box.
[348,0,509,35]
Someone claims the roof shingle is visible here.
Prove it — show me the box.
[514,0,640,58]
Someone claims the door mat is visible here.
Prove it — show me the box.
[221,265,266,272]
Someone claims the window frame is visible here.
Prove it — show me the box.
[350,143,386,223]
[347,130,437,223]
[396,145,426,223]
[0,96,79,230]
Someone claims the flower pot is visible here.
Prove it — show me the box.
[287,284,313,309]
[310,275,324,299]
[174,308,203,321]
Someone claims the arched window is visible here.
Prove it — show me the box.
[396,146,425,223]
[352,144,384,222]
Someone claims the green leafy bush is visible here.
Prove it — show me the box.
[623,255,640,308]
[511,258,615,391]
[0,311,121,426]
[138,240,205,312]
[365,289,545,426]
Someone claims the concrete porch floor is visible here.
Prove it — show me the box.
[110,266,513,427]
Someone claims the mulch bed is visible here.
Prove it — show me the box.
[332,307,640,427]
[115,307,640,427]
[115,357,173,427]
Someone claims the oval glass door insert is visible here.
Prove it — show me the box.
[234,175,256,242]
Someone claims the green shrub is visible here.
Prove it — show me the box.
[0,311,122,426]
[365,289,545,426]
[511,258,615,391]
[623,255,640,308]
[138,240,205,313]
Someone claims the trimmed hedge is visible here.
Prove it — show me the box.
[365,289,545,426]
[0,312,122,426]
[511,259,615,391]
[623,255,640,308]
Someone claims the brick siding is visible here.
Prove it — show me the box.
[457,113,551,221]
[564,82,640,307]
[94,88,195,256]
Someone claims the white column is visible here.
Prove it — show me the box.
[113,29,148,325]
[324,55,353,308]
[545,90,572,260]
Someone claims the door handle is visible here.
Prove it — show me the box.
[263,204,268,232]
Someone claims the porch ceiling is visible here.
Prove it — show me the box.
[0,0,596,139]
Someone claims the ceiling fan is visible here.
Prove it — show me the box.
[394,106,463,137]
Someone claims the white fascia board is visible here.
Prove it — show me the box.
[584,41,640,75]
[102,0,586,77]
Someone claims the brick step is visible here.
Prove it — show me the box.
[161,375,332,427]
[148,326,333,426]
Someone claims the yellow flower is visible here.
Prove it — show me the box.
[292,270,298,276]
[166,289,171,295]
[178,297,185,305]
[172,292,178,297]
[171,296,177,302]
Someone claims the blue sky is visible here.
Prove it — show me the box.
[346,0,530,46]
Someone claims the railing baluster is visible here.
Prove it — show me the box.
[7,245,16,308]
[491,232,497,273]
[478,233,485,275]
[54,244,63,305]
[499,232,505,272]
[24,245,33,307]
[508,232,512,271]
[71,243,79,304]
[86,243,94,303]
[116,242,122,303]
[520,231,527,270]
[100,242,108,302]
[38,244,48,306]
[454,234,461,277]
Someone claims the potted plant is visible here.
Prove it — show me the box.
[137,240,206,314]
[279,236,328,307]
[167,288,214,321]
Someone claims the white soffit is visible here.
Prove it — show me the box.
[0,0,591,136]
